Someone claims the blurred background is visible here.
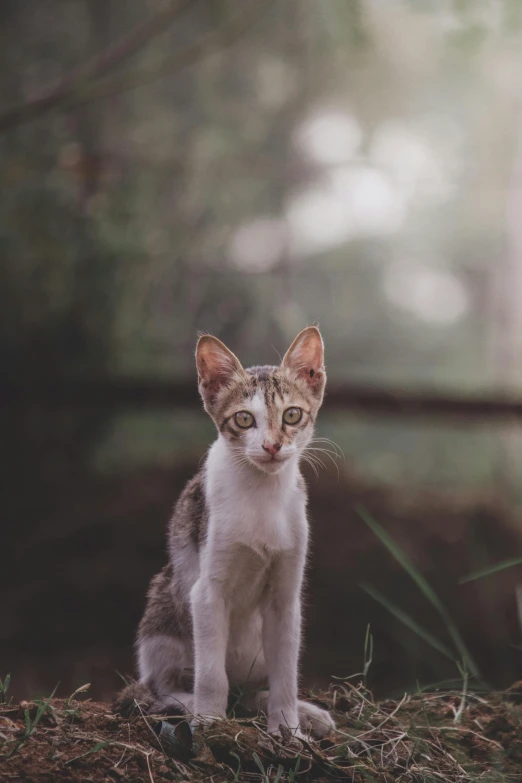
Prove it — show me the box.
[3,0,522,702]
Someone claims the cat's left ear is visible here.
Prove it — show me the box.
[281,326,326,401]
[196,334,244,410]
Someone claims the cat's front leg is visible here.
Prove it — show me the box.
[262,551,305,738]
[191,577,229,722]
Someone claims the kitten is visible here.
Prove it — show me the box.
[114,326,335,739]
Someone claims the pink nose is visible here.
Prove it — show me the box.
[262,441,282,457]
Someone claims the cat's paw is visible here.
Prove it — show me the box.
[268,723,306,744]
[191,712,226,730]
[298,700,336,739]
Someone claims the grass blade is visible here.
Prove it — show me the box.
[459,557,522,584]
[66,740,111,764]
[252,751,268,782]
[356,505,480,678]
[363,623,373,687]
[361,582,455,662]
[27,684,59,736]
[273,764,284,783]
[230,751,242,782]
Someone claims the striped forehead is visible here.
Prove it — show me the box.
[249,389,268,427]
[238,388,284,433]
[243,369,293,428]
[218,365,312,428]
[220,369,282,418]
[245,366,290,399]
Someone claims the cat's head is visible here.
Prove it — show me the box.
[195,326,326,474]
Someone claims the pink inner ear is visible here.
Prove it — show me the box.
[286,334,323,375]
[196,338,242,394]
[198,351,228,384]
[281,328,325,396]
[305,338,323,373]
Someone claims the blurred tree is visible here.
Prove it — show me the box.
[1,0,522,499]
[0,1,131,529]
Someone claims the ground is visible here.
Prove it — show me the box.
[2,681,522,782]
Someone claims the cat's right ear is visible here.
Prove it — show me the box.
[196,335,244,409]
[281,325,326,402]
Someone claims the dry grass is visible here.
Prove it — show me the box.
[2,679,522,782]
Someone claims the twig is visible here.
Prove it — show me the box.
[146,751,155,783]
[434,725,504,749]
[0,0,192,133]
[68,0,275,108]
[134,700,166,756]
[6,375,522,423]
[0,0,274,132]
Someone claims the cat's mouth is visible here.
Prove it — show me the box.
[249,453,291,473]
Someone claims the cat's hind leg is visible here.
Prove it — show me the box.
[137,633,194,716]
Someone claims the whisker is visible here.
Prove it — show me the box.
[301,454,319,479]
[309,443,341,459]
[308,446,339,462]
[228,451,250,478]
[310,437,345,460]
[306,447,340,479]
[309,446,340,460]
[304,451,327,470]
[302,450,326,472]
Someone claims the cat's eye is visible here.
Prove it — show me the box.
[234,411,255,429]
[283,407,302,425]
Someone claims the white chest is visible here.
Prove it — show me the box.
[220,485,296,551]
[205,442,305,554]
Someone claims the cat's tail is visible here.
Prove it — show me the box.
[112,680,193,718]
[112,681,157,717]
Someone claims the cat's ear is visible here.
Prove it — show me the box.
[196,335,244,408]
[281,326,326,400]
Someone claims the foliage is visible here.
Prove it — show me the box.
[2,0,522,490]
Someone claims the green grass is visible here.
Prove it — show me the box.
[8,684,58,758]
[360,582,456,662]
[356,505,481,680]
[0,674,11,705]
[460,557,522,584]
[362,624,373,688]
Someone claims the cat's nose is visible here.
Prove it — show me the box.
[262,441,282,457]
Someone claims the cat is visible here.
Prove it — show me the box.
[114,326,335,739]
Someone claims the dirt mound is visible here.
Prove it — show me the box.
[2,682,522,782]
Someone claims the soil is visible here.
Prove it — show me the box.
[2,683,522,782]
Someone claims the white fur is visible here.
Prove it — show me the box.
[189,420,334,737]
[139,328,335,738]
[234,389,307,476]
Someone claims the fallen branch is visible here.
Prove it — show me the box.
[0,0,192,133]
[3,376,522,422]
[66,0,274,109]
[0,0,272,132]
